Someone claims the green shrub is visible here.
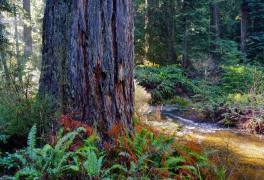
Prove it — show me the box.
[0,94,56,137]
[165,96,193,109]
[135,65,196,104]
[222,65,264,94]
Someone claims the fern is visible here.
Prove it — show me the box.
[15,166,40,179]
[166,156,186,167]
[82,148,104,178]
[103,164,128,177]
[27,124,37,159]
[55,127,86,151]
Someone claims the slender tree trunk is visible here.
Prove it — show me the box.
[144,0,148,64]
[39,0,134,141]
[210,0,220,61]
[240,1,250,54]
[23,0,32,55]
[167,0,177,64]
[0,12,10,85]
[14,3,22,83]
[182,0,190,69]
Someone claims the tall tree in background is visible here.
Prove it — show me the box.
[39,0,134,140]
[23,0,32,55]
[240,0,250,54]
[144,0,148,64]
[182,0,190,68]
[247,0,264,63]
[14,3,22,83]
[0,0,11,84]
[210,0,220,61]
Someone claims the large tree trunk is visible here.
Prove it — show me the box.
[23,0,32,55]
[39,0,134,141]
[240,1,250,54]
[210,0,220,61]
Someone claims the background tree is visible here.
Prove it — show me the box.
[246,0,264,63]
[39,0,134,141]
[240,0,250,55]
[23,0,32,56]
[210,0,220,61]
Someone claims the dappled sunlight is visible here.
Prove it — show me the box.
[194,130,264,180]
[149,111,264,180]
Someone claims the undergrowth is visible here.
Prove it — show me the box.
[135,65,196,104]
[135,55,264,134]
[0,114,232,179]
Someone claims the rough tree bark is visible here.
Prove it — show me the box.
[39,0,134,141]
[210,0,220,61]
[23,0,32,55]
[240,1,250,54]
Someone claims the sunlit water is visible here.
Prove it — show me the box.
[161,108,264,180]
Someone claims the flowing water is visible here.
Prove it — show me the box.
[160,107,264,180]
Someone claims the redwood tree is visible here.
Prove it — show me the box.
[39,0,134,140]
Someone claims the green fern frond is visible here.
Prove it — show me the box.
[55,127,86,152]
[42,144,53,158]
[84,134,100,146]
[166,156,186,167]
[15,166,40,179]
[138,153,149,166]
[103,164,128,177]
[216,165,226,180]
[27,125,37,159]
[62,165,79,172]
[96,156,104,177]
[56,152,74,172]
[14,154,26,165]
[77,146,99,153]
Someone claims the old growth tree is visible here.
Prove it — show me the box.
[39,0,134,140]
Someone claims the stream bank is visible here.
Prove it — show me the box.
[148,104,264,180]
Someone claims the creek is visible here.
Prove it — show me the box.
[159,105,264,180]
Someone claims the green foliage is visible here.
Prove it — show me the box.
[135,65,196,104]
[0,92,57,137]
[0,123,225,179]
[0,151,22,174]
[9,125,87,179]
[222,65,264,94]
[219,40,247,65]
[164,96,193,109]
[247,0,264,63]
[0,134,9,144]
